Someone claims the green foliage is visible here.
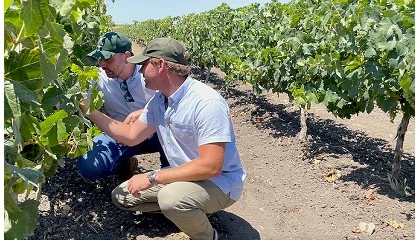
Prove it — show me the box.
[4,0,113,238]
[118,0,414,122]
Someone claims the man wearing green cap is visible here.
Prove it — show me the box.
[78,32,169,182]
[80,37,245,240]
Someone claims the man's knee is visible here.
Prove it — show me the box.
[76,137,121,181]
[157,186,186,214]
[77,156,103,181]
[111,185,127,210]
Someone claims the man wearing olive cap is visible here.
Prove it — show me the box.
[78,32,169,182]
[80,37,246,240]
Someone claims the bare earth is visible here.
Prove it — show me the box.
[28,45,415,240]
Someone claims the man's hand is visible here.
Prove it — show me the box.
[79,98,90,115]
[123,109,144,125]
[117,109,144,146]
[127,173,153,198]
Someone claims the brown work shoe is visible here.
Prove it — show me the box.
[118,157,138,181]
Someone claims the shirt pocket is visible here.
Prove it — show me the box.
[169,121,195,147]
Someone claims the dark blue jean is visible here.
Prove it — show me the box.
[77,132,169,181]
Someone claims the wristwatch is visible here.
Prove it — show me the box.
[147,170,158,186]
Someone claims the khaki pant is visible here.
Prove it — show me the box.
[112,180,236,240]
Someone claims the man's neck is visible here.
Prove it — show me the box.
[161,75,187,98]
[118,64,136,80]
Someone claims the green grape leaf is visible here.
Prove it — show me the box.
[44,147,61,166]
[365,46,376,58]
[40,110,68,136]
[59,0,76,17]
[306,92,319,104]
[43,157,59,178]
[70,64,99,91]
[4,95,13,121]
[39,22,70,87]
[5,80,39,106]
[5,143,19,165]
[56,119,69,143]
[40,110,69,146]
[20,114,40,141]
[63,115,81,132]
[21,0,50,36]
[4,199,39,240]
[91,86,105,111]
[41,85,67,113]
[4,80,22,121]
[39,51,58,87]
[5,7,23,32]
[295,96,306,105]
[377,95,397,112]
[4,188,21,214]
[5,162,44,187]
[16,154,38,169]
[366,100,374,113]
[365,60,384,79]
[5,49,43,92]
[399,75,412,92]
[324,90,339,104]
[337,99,345,109]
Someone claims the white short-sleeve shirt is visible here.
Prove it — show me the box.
[140,77,246,201]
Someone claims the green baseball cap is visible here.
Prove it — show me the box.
[127,38,188,65]
[87,32,132,60]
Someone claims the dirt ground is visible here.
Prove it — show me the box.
[28,43,415,240]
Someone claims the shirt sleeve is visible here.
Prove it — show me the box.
[139,96,157,126]
[195,99,232,146]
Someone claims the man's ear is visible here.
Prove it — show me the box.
[123,51,132,64]
[158,58,166,72]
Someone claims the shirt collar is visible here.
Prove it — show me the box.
[170,76,193,105]
[126,65,141,84]
[158,76,193,106]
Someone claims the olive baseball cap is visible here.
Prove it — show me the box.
[127,37,188,65]
[87,32,132,60]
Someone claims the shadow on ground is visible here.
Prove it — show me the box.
[194,68,415,203]
[211,211,261,240]
[248,96,415,202]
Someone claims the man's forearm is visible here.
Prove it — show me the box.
[80,96,153,146]
[155,143,226,184]
[87,109,140,146]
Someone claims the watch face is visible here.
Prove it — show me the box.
[148,171,156,184]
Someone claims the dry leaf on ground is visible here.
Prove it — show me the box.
[324,168,342,182]
[387,219,405,229]
[364,189,376,204]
